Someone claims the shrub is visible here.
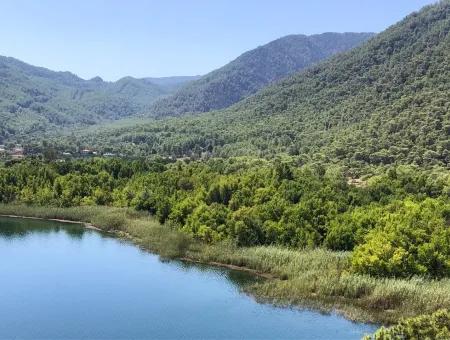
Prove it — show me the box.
[364,309,450,339]
[352,199,450,278]
[159,232,192,259]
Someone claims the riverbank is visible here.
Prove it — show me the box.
[0,214,102,231]
[0,203,448,326]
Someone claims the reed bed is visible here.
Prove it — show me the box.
[1,203,448,325]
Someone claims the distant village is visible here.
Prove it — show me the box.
[0,144,118,162]
[0,145,25,160]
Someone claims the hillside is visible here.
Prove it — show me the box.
[72,1,449,168]
[143,76,202,92]
[0,57,197,142]
[146,32,375,117]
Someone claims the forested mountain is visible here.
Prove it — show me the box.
[143,76,202,92]
[76,1,449,168]
[0,57,197,141]
[146,32,375,117]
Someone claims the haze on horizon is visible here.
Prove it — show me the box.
[0,0,437,81]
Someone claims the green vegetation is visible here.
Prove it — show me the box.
[352,199,450,278]
[0,1,448,334]
[0,204,192,260]
[0,203,449,325]
[53,1,449,169]
[147,32,374,117]
[0,158,448,280]
[0,57,198,142]
[365,309,450,339]
[0,33,372,145]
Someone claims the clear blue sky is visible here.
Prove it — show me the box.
[0,0,436,81]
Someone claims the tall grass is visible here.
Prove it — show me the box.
[1,203,449,324]
[0,204,191,257]
[187,243,450,323]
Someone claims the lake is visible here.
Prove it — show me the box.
[0,216,376,339]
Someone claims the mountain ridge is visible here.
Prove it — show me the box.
[145,32,375,117]
[72,1,449,168]
[0,32,374,142]
[0,56,198,141]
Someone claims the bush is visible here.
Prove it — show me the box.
[159,232,192,259]
[352,199,450,278]
[91,211,128,231]
[364,309,450,339]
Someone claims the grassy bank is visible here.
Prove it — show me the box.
[0,203,449,326]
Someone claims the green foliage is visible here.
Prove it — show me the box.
[1,203,449,325]
[1,158,448,279]
[158,232,193,259]
[352,199,450,278]
[0,57,197,142]
[184,202,230,242]
[1,33,372,144]
[0,2,448,328]
[147,33,373,117]
[365,309,450,339]
[62,2,450,168]
[195,244,450,325]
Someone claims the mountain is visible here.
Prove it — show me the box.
[77,1,449,168]
[0,57,197,141]
[146,32,375,117]
[0,32,373,143]
[143,76,202,92]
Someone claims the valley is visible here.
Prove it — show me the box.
[0,1,449,339]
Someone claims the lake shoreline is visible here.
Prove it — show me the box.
[180,257,276,279]
[0,203,448,327]
[0,214,103,231]
[0,212,378,339]
[0,213,275,280]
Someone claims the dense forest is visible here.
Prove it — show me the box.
[146,32,374,117]
[0,57,198,142]
[51,1,449,170]
[0,2,449,335]
[0,33,372,145]
[1,158,448,279]
[2,5,447,280]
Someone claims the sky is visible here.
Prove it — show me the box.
[0,0,437,81]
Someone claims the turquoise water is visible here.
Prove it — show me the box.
[0,217,376,339]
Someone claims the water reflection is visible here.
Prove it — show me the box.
[171,259,263,288]
[0,216,376,339]
[0,217,86,239]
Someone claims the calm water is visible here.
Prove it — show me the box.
[0,217,376,339]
